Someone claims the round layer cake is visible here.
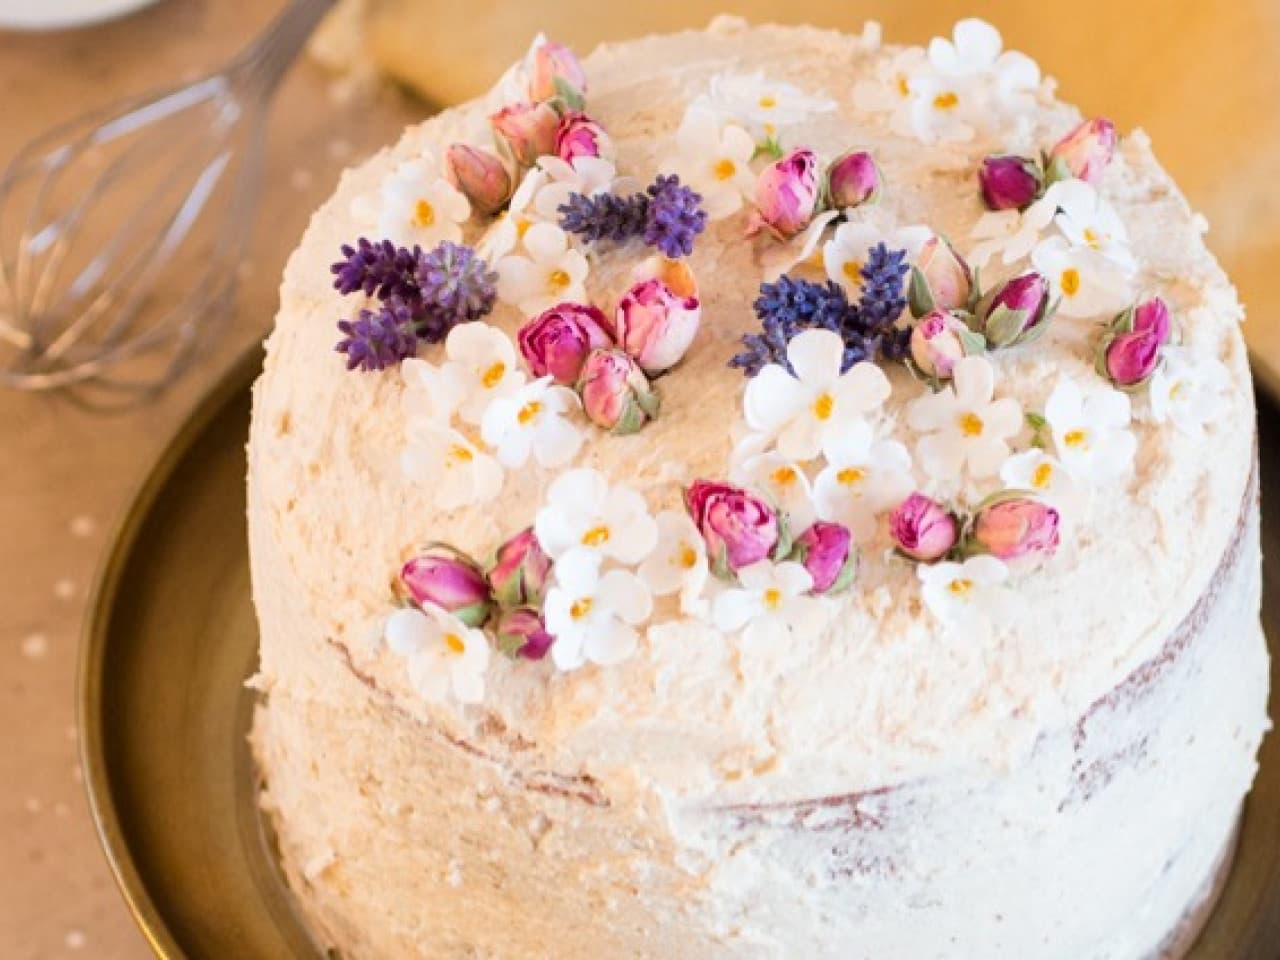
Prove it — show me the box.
[248,16,1270,959]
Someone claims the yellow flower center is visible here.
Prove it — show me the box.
[516,217,533,239]
[1060,268,1081,296]
[547,268,571,294]
[481,361,506,389]
[842,259,865,285]
[713,158,737,181]
[1064,428,1088,448]
[570,597,593,620]
[933,91,959,110]
[581,525,610,547]
[443,632,466,655]
[763,587,783,610]
[812,392,835,421]
[448,443,474,464]
[413,198,436,227]
[678,544,698,569]
[1083,228,1102,249]
[771,466,798,487]
[1170,380,1187,400]
[959,412,984,437]
[947,578,974,596]
[763,122,777,138]
[896,74,911,98]
[837,467,865,486]
[758,95,777,109]
[1032,463,1054,489]
[517,400,542,426]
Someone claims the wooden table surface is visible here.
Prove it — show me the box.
[0,1,1275,957]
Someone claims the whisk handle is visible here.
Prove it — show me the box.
[233,0,336,96]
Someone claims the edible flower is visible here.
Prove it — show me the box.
[825,150,882,210]
[977,271,1055,348]
[908,234,973,316]
[1095,296,1171,390]
[529,40,587,104]
[479,375,584,468]
[577,348,661,435]
[444,144,512,216]
[711,559,829,645]
[534,468,658,564]
[613,276,701,375]
[889,493,959,561]
[978,153,1043,211]
[638,510,711,615]
[1149,346,1230,437]
[791,521,857,595]
[907,355,1023,481]
[812,423,914,542]
[495,222,589,315]
[917,554,1010,637]
[1047,117,1118,186]
[543,548,651,671]
[377,156,472,249]
[401,421,503,509]
[494,607,555,661]
[401,546,493,627]
[486,527,552,610]
[490,101,561,167]
[1043,376,1136,483]
[385,605,490,704]
[555,111,614,163]
[517,302,615,386]
[672,105,756,220]
[968,493,1060,562]
[909,309,981,381]
[685,479,784,578]
[746,147,821,240]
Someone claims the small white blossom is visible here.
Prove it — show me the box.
[401,421,503,509]
[823,219,933,295]
[1031,236,1132,319]
[730,445,817,534]
[744,329,892,462]
[672,106,757,220]
[385,606,490,704]
[532,155,620,222]
[376,156,471,248]
[544,549,652,671]
[534,467,659,564]
[495,222,589,315]
[908,356,1023,480]
[696,71,835,139]
[1149,346,1230,436]
[1044,376,1136,483]
[928,18,1040,114]
[906,71,976,144]
[434,322,526,425]
[476,167,546,263]
[999,448,1085,519]
[401,356,464,422]
[852,47,931,137]
[480,376,583,469]
[918,555,1010,637]
[1043,178,1136,272]
[712,560,829,646]
[638,511,710,616]
[813,422,914,542]
[968,204,1056,268]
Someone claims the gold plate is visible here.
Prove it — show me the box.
[80,348,1280,958]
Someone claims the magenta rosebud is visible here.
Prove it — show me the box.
[971,497,1060,562]
[909,310,978,381]
[518,302,614,385]
[825,150,881,210]
[401,547,493,627]
[889,494,959,562]
[1096,296,1172,389]
[529,40,587,104]
[746,147,820,240]
[613,277,701,376]
[978,153,1044,211]
[490,101,560,167]
[486,527,552,609]
[495,607,556,660]
[792,521,857,595]
[577,348,660,435]
[1048,117,1118,185]
[908,234,973,317]
[555,111,612,163]
[1131,296,1171,341]
[685,480,783,578]
[444,144,512,216]
[978,271,1055,347]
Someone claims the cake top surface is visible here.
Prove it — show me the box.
[250,16,1253,806]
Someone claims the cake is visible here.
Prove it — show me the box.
[248,16,1270,958]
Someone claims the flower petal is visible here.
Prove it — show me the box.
[385,608,430,656]
[713,588,761,633]
[585,619,638,666]
[786,328,845,385]
[599,570,653,624]
[524,222,568,262]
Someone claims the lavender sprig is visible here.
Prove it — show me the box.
[852,243,911,361]
[558,192,648,245]
[331,238,422,303]
[335,299,418,372]
[558,174,707,258]
[416,241,498,335]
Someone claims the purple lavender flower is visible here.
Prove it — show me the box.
[848,243,911,361]
[330,238,422,303]
[335,299,418,371]
[558,191,648,245]
[415,241,498,340]
[643,174,707,259]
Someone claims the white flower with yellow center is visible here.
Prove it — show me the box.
[672,106,757,220]
[1000,448,1085,520]
[480,375,583,469]
[918,555,1010,637]
[401,421,503,509]
[906,71,978,144]
[544,548,652,672]
[401,356,464,423]
[431,322,526,425]
[1149,346,1230,436]
[744,328,892,462]
[698,71,836,140]
[813,422,914,542]
[377,157,471,248]
[908,355,1023,480]
[385,605,490,704]
[712,560,828,646]
[968,203,1057,268]
[1031,236,1133,319]
[534,467,659,564]
[476,166,546,263]
[495,222,589,315]
[730,442,817,534]
[822,220,933,295]
[1043,178,1136,272]
[532,155,620,221]
[638,511,710,616]
[927,18,1040,119]
[1044,376,1136,483]
[852,47,931,138]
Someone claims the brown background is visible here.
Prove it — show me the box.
[1,0,1276,956]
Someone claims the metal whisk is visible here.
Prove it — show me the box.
[0,0,333,398]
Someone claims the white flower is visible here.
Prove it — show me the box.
[480,375,583,468]
[672,106,757,220]
[852,47,931,136]
[744,329,892,462]
[1044,376,1136,483]
[638,511,710,616]
[697,71,835,139]
[730,443,817,534]
[1043,178,1136,272]
[534,467,659,564]
[1031,237,1133,319]
[432,323,526,425]
[401,421,503,509]
[712,560,828,645]
[822,219,933,295]
[763,210,840,281]
[1149,346,1230,436]
[908,356,1022,480]
[813,422,914,542]
[927,18,1040,120]
[385,606,490,704]
[999,448,1085,518]
[377,157,471,248]
[401,356,464,422]
[968,204,1056,268]
[495,222,589,315]
[544,548,652,671]
[906,71,976,144]
[917,555,1009,637]
[476,167,546,263]
[532,155,620,221]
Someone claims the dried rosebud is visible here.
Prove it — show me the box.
[908,234,973,316]
[529,40,587,104]
[495,606,555,660]
[792,521,857,595]
[970,495,1060,562]
[444,144,512,216]
[1047,117,1118,185]
[889,494,959,562]
[910,310,981,381]
[577,348,660,435]
[825,150,882,210]
[978,153,1044,211]
[746,147,820,240]
[490,101,560,167]
[401,547,493,627]
[518,302,614,386]
[1095,296,1172,389]
[978,271,1055,348]
[555,111,613,163]
[685,480,784,578]
[486,527,552,609]
[613,277,701,376]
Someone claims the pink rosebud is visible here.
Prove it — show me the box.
[486,527,552,609]
[495,607,555,660]
[401,548,493,627]
[889,494,959,562]
[746,147,820,240]
[517,303,614,385]
[978,153,1044,211]
[613,277,701,376]
[1131,296,1171,341]
[825,150,881,210]
[444,144,512,216]
[1097,296,1171,389]
[1048,117,1118,185]
[979,271,1055,347]
[908,235,973,316]
[971,497,1060,562]
[555,111,612,163]
[529,40,587,104]
[910,310,975,380]
[685,480,782,578]
[792,521,857,595]
[577,348,660,435]
[490,101,560,167]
